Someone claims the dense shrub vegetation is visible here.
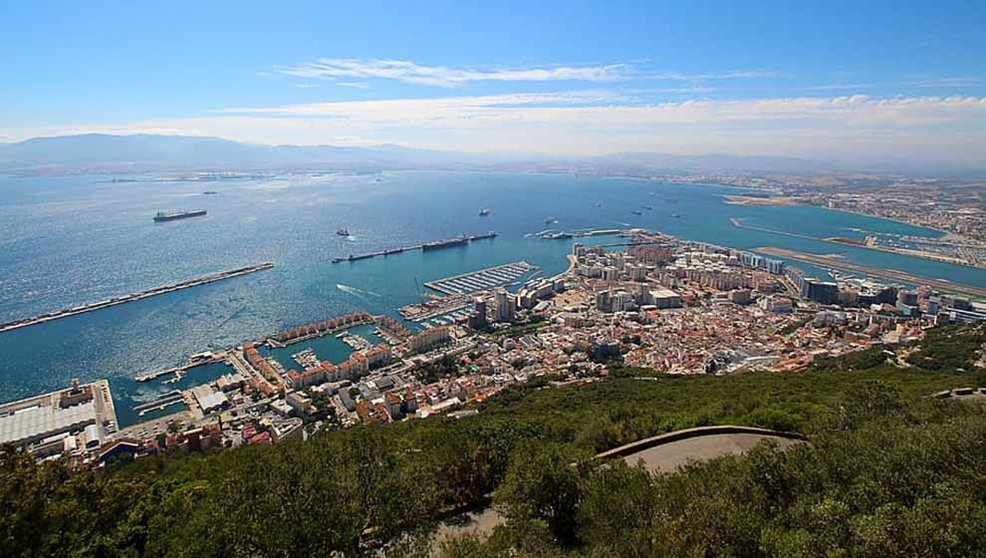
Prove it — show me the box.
[1,324,984,557]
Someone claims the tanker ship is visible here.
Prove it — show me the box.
[153,209,207,222]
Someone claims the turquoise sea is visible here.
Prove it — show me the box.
[1,171,982,425]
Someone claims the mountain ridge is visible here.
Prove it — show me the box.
[1,133,980,176]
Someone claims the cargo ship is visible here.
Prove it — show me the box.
[468,231,497,241]
[153,209,207,222]
[422,236,469,251]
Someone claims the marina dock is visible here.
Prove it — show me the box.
[0,263,275,334]
[133,391,186,416]
[332,232,497,264]
[424,261,538,295]
[134,352,224,382]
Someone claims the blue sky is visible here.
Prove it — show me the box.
[1,0,984,163]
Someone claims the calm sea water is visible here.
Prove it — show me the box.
[1,171,982,424]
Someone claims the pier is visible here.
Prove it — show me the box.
[538,228,621,240]
[133,391,186,416]
[0,263,275,334]
[134,352,225,382]
[332,232,497,264]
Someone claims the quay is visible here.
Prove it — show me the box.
[133,391,186,416]
[756,246,986,300]
[332,232,497,264]
[399,294,471,322]
[135,351,223,382]
[0,263,275,334]
[539,228,621,239]
[424,261,537,295]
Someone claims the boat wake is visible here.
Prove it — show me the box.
[336,284,381,297]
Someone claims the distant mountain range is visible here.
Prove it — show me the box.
[0,134,476,174]
[0,133,978,176]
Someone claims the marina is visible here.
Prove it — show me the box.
[332,232,497,264]
[0,263,275,334]
[424,261,538,295]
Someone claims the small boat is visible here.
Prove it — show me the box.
[479,208,490,216]
[642,205,653,210]
[595,202,602,208]
[336,228,350,236]
[631,210,643,216]
[202,190,218,195]
[544,216,558,225]
[670,213,681,218]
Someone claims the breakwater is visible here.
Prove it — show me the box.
[332,232,497,264]
[0,263,274,334]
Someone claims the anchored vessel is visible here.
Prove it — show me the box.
[422,236,469,251]
[153,209,207,222]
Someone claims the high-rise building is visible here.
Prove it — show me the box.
[467,297,488,330]
[801,278,839,304]
[494,288,516,322]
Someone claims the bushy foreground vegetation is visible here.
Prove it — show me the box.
[1,324,984,557]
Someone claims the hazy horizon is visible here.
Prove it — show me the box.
[2,1,985,168]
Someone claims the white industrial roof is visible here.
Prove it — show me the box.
[0,400,97,445]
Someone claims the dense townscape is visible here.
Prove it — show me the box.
[5,228,982,468]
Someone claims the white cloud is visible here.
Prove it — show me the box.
[915,77,982,88]
[6,94,985,163]
[279,58,631,87]
[335,81,370,89]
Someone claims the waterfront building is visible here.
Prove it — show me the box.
[408,325,451,353]
[362,343,393,369]
[191,385,229,415]
[0,379,117,455]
